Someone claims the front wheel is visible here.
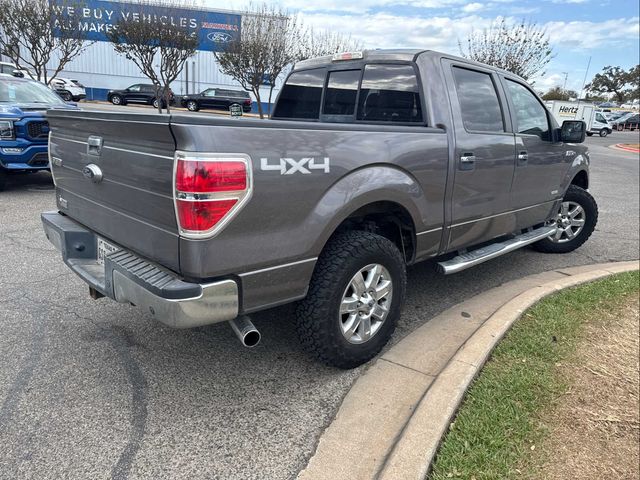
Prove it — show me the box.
[60,91,72,102]
[599,128,609,137]
[0,169,7,191]
[533,185,598,254]
[295,231,406,369]
[186,100,199,112]
[110,95,123,106]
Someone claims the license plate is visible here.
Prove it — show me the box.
[97,237,119,265]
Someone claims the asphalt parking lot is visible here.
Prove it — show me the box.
[1,126,638,480]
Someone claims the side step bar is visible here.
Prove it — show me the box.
[437,226,557,275]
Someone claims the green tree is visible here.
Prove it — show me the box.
[541,86,578,101]
[585,66,631,104]
[625,65,639,101]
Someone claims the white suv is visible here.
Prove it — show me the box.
[49,77,86,102]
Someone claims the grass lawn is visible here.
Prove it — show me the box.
[428,270,639,480]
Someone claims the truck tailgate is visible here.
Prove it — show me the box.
[47,109,180,272]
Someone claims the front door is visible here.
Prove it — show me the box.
[502,78,569,227]
[443,61,517,251]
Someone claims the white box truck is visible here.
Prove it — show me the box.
[546,101,613,137]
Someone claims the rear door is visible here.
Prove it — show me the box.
[48,110,180,271]
[443,60,516,251]
[502,77,568,222]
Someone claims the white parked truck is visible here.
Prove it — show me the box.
[545,100,612,137]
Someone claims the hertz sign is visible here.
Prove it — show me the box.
[51,0,241,52]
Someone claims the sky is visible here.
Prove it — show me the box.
[201,0,640,95]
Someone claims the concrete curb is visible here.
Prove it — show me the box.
[610,143,640,153]
[298,260,639,480]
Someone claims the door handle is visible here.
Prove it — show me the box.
[459,153,476,171]
[518,151,528,162]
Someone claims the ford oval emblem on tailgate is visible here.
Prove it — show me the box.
[82,164,103,183]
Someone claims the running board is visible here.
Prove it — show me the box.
[437,226,557,275]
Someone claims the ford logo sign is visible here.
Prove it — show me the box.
[207,32,233,43]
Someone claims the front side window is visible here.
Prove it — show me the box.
[128,85,141,92]
[272,69,325,119]
[506,80,550,140]
[452,67,504,133]
[323,69,360,116]
[357,64,423,123]
[203,89,216,97]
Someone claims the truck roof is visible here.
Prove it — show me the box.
[292,49,522,81]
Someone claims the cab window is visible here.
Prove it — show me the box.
[506,80,551,140]
[273,69,325,120]
[357,64,422,123]
[128,84,141,92]
[452,67,504,133]
[323,69,360,116]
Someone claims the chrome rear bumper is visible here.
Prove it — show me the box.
[41,211,239,328]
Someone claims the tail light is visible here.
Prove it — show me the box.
[173,152,253,238]
[244,99,251,106]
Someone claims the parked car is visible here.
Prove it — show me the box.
[181,88,252,112]
[0,61,34,79]
[597,101,617,108]
[49,77,86,102]
[107,83,174,108]
[0,75,76,190]
[611,113,640,128]
[42,49,596,368]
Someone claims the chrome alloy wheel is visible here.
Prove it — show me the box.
[550,200,586,243]
[339,263,393,344]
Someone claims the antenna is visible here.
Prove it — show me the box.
[579,56,592,100]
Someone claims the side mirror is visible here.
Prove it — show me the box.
[560,120,586,143]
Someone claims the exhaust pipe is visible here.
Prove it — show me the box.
[229,316,261,348]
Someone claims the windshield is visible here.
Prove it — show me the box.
[0,78,66,105]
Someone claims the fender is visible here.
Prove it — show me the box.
[561,149,590,194]
[305,165,441,258]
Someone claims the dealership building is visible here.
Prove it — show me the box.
[3,0,281,110]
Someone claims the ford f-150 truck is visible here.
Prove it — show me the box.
[42,50,597,368]
[0,75,75,190]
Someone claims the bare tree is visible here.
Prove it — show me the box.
[215,3,363,118]
[215,3,301,118]
[298,28,363,60]
[0,0,89,83]
[459,19,553,81]
[107,1,199,113]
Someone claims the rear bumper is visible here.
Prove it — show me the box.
[41,211,239,328]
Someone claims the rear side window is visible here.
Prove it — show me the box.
[273,69,324,119]
[452,67,504,132]
[323,69,360,115]
[357,64,423,123]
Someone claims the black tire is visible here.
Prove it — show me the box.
[110,94,124,106]
[533,185,598,254]
[60,91,72,102]
[295,231,406,369]
[0,169,7,191]
[152,98,160,109]
[586,132,593,136]
[186,100,199,112]
[599,128,609,137]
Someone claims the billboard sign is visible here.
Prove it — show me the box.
[52,0,241,52]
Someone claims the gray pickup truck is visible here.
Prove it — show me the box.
[42,50,597,368]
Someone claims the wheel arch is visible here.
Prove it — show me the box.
[570,169,589,190]
[309,166,431,264]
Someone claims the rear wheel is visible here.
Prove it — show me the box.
[533,185,598,254]
[295,231,406,369]
[586,132,593,136]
